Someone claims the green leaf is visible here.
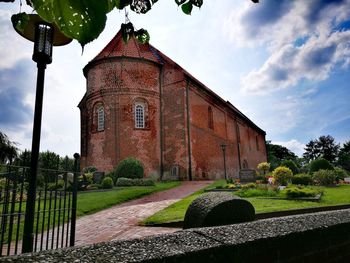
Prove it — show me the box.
[134,28,150,44]
[181,1,192,15]
[175,0,186,6]
[32,0,55,23]
[52,0,110,47]
[115,0,131,9]
[11,12,29,34]
[130,0,152,14]
[190,0,202,8]
[106,0,116,13]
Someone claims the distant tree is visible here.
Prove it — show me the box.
[303,139,320,162]
[317,135,339,163]
[39,151,60,171]
[14,149,31,167]
[338,141,350,172]
[266,141,298,170]
[0,131,18,164]
[59,155,75,172]
[303,135,340,164]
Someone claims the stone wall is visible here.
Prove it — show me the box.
[4,209,350,262]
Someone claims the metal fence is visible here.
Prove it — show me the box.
[0,164,78,256]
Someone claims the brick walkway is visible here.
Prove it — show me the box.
[74,181,212,246]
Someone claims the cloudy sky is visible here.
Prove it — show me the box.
[1,0,350,158]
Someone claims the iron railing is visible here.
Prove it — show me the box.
[0,162,78,256]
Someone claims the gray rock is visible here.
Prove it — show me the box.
[183,192,255,229]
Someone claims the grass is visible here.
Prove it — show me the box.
[77,181,180,216]
[142,184,350,226]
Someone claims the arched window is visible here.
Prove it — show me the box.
[97,106,104,131]
[208,106,213,130]
[256,135,260,151]
[135,103,145,128]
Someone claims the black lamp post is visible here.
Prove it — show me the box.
[220,144,227,180]
[13,14,71,253]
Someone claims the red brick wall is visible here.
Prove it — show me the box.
[187,82,266,179]
[81,58,161,176]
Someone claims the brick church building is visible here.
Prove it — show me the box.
[78,31,267,180]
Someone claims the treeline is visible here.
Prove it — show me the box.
[267,135,350,173]
[0,131,75,171]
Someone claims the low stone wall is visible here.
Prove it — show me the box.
[2,209,350,262]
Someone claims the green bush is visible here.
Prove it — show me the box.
[255,175,268,184]
[334,167,348,182]
[82,166,98,174]
[116,177,155,187]
[291,174,312,185]
[114,158,144,180]
[309,158,334,174]
[281,160,299,175]
[282,186,321,198]
[272,166,293,186]
[101,177,114,189]
[236,188,278,198]
[241,183,257,190]
[312,169,336,186]
[46,179,65,191]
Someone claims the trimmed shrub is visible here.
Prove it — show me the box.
[309,158,334,174]
[255,175,268,184]
[282,186,321,198]
[272,166,293,186]
[291,174,313,186]
[241,183,257,190]
[312,169,336,186]
[116,177,155,187]
[101,177,113,189]
[47,179,65,191]
[86,183,100,190]
[114,158,144,180]
[334,167,348,182]
[236,188,278,198]
[281,159,299,175]
[257,162,270,175]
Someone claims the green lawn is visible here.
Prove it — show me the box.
[77,181,180,216]
[142,184,350,226]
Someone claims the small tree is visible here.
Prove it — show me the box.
[257,162,270,175]
[272,166,293,186]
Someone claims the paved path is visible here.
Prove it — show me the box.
[75,181,213,246]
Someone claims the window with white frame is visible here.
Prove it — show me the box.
[135,103,145,128]
[97,106,104,131]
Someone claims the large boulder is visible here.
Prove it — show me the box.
[183,192,255,229]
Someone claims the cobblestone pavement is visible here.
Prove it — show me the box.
[74,181,213,246]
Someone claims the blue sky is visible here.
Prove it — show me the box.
[0,0,350,157]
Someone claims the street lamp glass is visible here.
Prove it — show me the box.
[33,23,53,64]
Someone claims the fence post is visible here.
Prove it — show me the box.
[70,153,79,247]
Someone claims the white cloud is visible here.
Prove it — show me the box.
[224,0,350,94]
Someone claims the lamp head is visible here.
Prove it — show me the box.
[13,14,72,64]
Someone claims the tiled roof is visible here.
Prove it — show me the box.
[90,31,163,64]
